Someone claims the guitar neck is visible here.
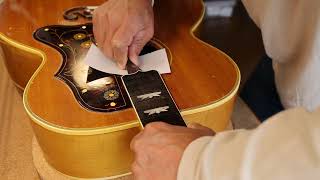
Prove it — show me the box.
[122,70,186,127]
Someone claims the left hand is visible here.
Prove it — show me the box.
[130,122,215,180]
[92,0,154,69]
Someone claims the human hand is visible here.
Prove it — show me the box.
[93,0,154,69]
[130,122,215,180]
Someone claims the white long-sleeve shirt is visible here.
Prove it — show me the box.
[177,0,320,179]
[242,0,320,111]
[178,107,320,180]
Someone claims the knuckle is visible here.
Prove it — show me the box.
[111,39,125,48]
[112,34,132,48]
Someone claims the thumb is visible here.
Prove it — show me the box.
[189,123,216,135]
[128,27,154,66]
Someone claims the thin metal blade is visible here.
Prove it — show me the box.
[126,60,141,74]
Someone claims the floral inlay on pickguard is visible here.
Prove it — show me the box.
[34,24,131,112]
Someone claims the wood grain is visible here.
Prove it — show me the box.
[0,0,239,129]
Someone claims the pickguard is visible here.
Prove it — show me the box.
[33,24,131,112]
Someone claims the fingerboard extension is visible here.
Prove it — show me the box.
[122,70,186,127]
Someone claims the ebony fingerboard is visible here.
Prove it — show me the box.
[122,70,186,127]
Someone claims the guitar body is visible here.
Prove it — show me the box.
[0,0,240,179]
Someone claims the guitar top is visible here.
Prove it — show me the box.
[0,0,240,131]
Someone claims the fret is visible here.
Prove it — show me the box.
[122,70,186,127]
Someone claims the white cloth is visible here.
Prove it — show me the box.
[178,107,320,180]
[241,0,320,111]
[177,1,320,179]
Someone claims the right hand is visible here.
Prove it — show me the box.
[130,122,215,180]
[93,0,154,69]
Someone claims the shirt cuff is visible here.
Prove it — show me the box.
[177,136,212,180]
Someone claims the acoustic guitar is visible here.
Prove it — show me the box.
[0,0,240,179]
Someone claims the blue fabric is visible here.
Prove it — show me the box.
[240,56,284,122]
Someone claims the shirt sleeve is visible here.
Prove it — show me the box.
[240,0,320,111]
[177,107,320,180]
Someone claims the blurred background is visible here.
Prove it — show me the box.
[200,0,284,121]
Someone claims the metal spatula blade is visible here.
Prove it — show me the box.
[126,60,141,74]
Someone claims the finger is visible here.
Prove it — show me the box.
[92,10,100,43]
[131,122,168,152]
[188,123,215,135]
[113,45,128,69]
[128,27,154,65]
[112,20,137,69]
[99,13,114,58]
[93,10,107,50]
[102,11,121,59]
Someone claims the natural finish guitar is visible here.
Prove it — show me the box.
[0,0,240,179]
